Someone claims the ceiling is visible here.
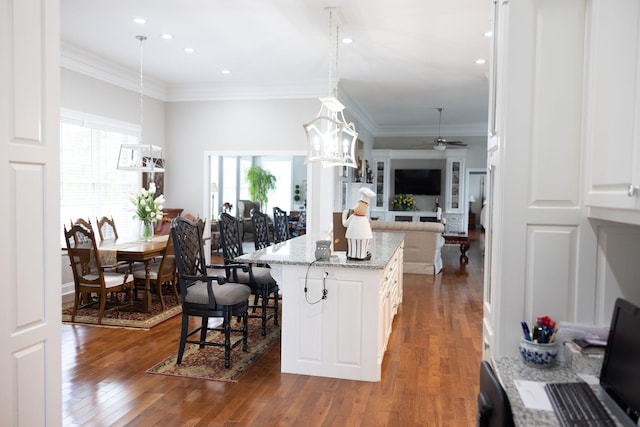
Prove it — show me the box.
[60,0,492,141]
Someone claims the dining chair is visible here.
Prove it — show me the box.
[132,235,179,310]
[251,209,271,251]
[272,207,290,243]
[70,218,94,243]
[218,212,279,336]
[184,213,206,237]
[64,223,134,324]
[171,216,251,368]
[96,216,118,240]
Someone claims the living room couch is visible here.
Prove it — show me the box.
[370,220,445,275]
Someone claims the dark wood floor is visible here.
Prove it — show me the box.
[62,231,484,426]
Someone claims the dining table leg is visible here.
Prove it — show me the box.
[141,260,152,313]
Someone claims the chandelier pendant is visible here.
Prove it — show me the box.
[303,8,358,168]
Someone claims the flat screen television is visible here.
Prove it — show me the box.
[599,297,640,424]
[394,169,441,196]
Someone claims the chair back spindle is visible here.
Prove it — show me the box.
[272,207,289,243]
[251,209,271,251]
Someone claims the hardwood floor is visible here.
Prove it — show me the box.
[62,231,485,426]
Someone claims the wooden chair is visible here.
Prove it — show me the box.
[132,235,179,310]
[272,207,290,243]
[171,216,251,368]
[64,224,134,324]
[218,212,279,336]
[251,209,271,251]
[184,214,206,237]
[70,218,93,243]
[96,216,118,240]
[477,361,515,427]
[154,208,183,235]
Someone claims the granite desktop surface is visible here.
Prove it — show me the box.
[235,232,404,269]
[492,356,623,426]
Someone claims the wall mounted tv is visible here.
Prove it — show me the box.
[394,169,441,196]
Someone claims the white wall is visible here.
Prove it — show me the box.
[61,69,165,151]
[164,99,319,216]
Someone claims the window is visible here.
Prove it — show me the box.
[261,158,292,213]
[221,156,238,216]
[60,110,141,243]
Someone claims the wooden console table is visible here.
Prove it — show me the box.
[443,232,469,263]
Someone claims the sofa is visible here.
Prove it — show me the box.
[370,220,445,275]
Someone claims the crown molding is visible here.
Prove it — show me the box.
[61,42,486,138]
[61,42,168,101]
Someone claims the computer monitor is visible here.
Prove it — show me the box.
[599,297,640,424]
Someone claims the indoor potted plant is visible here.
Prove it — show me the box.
[246,165,277,211]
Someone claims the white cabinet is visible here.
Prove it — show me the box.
[444,213,463,234]
[256,233,404,382]
[372,151,391,219]
[446,157,465,213]
[378,243,402,360]
[445,155,466,233]
[389,211,439,223]
[372,149,467,228]
[583,0,640,225]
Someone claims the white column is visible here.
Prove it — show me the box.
[305,162,335,240]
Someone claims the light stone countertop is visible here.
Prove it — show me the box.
[235,232,404,270]
[492,356,623,426]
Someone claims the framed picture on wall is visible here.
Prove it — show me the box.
[142,171,164,196]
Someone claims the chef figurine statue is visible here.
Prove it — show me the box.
[342,187,376,260]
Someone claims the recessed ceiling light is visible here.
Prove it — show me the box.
[484,31,492,37]
[184,47,195,53]
[133,17,146,24]
[161,34,173,40]
[475,58,486,65]
[221,69,231,75]
[342,37,353,44]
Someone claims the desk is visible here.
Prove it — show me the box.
[98,236,169,313]
[443,232,469,263]
[492,356,625,426]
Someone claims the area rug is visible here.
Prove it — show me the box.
[62,294,181,330]
[146,316,281,382]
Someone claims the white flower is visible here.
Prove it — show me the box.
[131,184,165,223]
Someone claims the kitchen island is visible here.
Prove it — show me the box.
[236,232,404,382]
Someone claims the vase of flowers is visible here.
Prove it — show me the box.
[392,194,416,211]
[131,182,165,242]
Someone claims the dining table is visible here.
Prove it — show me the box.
[96,235,169,313]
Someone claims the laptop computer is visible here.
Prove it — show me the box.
[596,298,640,426]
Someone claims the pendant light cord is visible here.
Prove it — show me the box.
[136,35,154,175]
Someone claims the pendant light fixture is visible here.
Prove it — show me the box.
[303,7,358,168]
[117,35,165,173]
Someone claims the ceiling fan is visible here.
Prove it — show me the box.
[431,107,467,151]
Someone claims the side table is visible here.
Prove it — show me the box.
[443,232,469,263]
